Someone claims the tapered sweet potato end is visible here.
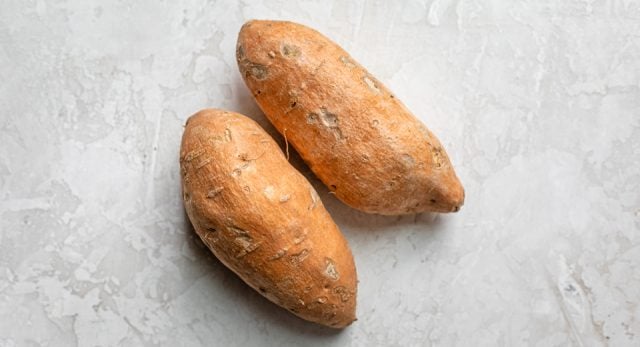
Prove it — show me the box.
[238,19,295,37]
[331,308,357,329]
[421,160,465,214]
[435,174,465,213]
[307,298,356,329]
[237,20,315,64]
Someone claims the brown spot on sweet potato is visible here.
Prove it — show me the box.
[236,44,244,59]
[281,43,301,58]
[319,109,338,127]
[312,108,343,140]
[245,63,268,80]
[286,91,299,111]
[306,112,318,124]
[239,151,266,162]
[333,286,351,302]
[385,181,396,190]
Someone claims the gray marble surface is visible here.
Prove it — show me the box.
[1,0,639,346]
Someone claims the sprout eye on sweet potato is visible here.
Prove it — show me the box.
[180,109,357,328]
[237,20,465,215]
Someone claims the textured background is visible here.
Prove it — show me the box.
[1,0,640,346]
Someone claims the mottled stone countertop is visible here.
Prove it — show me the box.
[1,1,639,346]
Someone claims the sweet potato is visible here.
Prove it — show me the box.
[236,20,464,215]
[180,109,357,328]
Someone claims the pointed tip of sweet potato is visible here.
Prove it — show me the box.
[427,168,465,213]
[441,179,465,213]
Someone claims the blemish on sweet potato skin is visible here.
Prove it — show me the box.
[324,258,340,281]
[290,248,310,265]
[339,56,356,68]
[206,187,224,199]
[304,108,344,140]
[306,112,318,124]
[269,249,287,260]
[281,43,301,58]
[279,194,290,203]
[363,75,380,94]
[247,63,269,80]
[180,108,357,329]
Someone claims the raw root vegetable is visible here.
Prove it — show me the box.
[237,20,464,215]
[180,109,357,328]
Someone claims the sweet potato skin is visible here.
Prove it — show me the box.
[237,20,464,215]
[180,109,357,328]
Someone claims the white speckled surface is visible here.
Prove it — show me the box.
[1,0,639,346]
